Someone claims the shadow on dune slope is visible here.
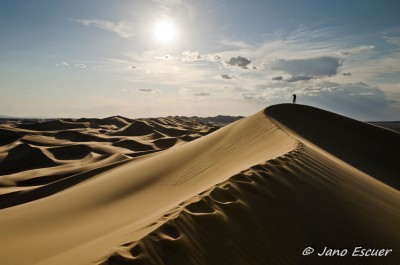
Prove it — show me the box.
[0,143,58,175]
[265,104,400,190]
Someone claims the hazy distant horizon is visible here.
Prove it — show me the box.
[0,112,245,120]
[1,0,399,121]
[2,107,400,123]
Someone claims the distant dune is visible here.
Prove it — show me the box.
[0,105,399,265]
[17,119,89,131]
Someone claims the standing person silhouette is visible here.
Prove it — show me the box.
[293,94,297,104]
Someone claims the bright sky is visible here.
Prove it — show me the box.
[0,0,399,120]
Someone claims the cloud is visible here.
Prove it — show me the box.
[337,45,375,56]
[286,75,314,82]
[239,92,274,103]
[137,88,161,94]
[241,81,395,120]
[211,54,222,61]
[180,88,211,99]
[75,64,87,68]
[383,28,400,46]
[222,85,250,94]
[123,88,161,94]
[296,83,342,95]
[241,93,257,100]
[384,37,400,46]
[292,81,383,98]
[182,51,203,61]
[56,62,69,68]
[76,19,135,38]
[219,39,251,49]
[268,56,341,77]
[272,76,283,81]
[219,74,237,80]
[225,56,252,69]
[353,92,375,96]
[155,55,172,60]
[292,82,397,120]
[193,92,210,97]
[239,85,295,103]
[179,87,192,95]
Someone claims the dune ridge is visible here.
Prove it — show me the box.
[18,119,89,131]
[0,105,399,265]
[101,104,400,265]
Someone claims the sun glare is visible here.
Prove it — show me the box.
[153,19,176,43]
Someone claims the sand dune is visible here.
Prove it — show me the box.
[266,104,400,189]
[152,137,179,149]
[47,145,93,160]
[0,128,23,145]
[0,115,222,193]
[103,105,399,265]
[112,120,157,136]
[76,116,131,129]
[54,130,115,143]
[18,119,89,131]
[112,140,155,152]
[0,105,399,265]
[0,143,58,175]
[179,133,202,142]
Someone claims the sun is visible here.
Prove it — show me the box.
[153,19,176,43]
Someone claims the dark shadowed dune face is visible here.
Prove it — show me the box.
[112,120,155,136]
[112,139,154,152]
[0,143,58,175]
[54,130,115,143]
[179,134,202,142]
[152,137,178,149]
[266,104,400,190]
[0,128,22,145]
[47,145,92,160]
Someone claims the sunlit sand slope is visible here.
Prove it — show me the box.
[0,111,295,265]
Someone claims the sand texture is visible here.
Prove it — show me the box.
[0,104,399,265]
